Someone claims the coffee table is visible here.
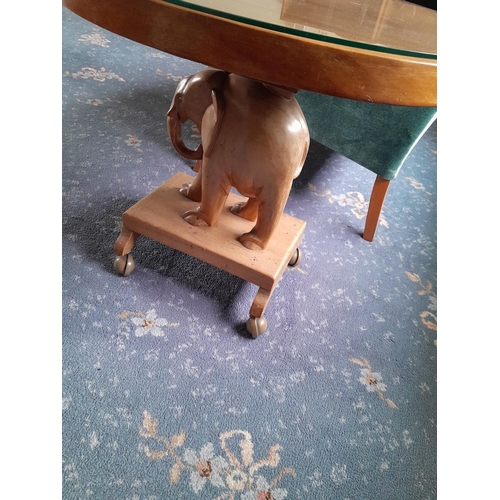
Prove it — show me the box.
[62,0,436,106]
[63,0,436,336]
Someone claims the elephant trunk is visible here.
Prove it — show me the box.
[166,110,203,161]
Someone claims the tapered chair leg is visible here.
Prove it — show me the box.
[363,175,390,242]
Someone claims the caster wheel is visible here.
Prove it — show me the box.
[246,316,268,338]
[288,248,302,267]
[114,254,135,276]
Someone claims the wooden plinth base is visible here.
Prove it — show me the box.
[113,172,306,337]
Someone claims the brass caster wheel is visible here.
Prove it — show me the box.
[114,254,135,276]
[246,316,268,338]
[288,247,303,267]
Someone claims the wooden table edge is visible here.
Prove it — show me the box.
[62,0,436,106]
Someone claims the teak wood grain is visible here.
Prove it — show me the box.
[62,0,436,106]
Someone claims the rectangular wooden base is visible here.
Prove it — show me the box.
[119,172,306,291]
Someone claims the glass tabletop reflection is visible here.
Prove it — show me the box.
[162,0,437,59]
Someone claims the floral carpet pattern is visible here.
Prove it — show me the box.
[62,7,437,499]
[140,413,296,499]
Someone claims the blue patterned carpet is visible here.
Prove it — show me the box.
[62,7,437,499]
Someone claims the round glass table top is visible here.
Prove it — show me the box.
[163,0,437,59]
[62,0,437,105]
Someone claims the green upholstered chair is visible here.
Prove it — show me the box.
[295,90,437,241]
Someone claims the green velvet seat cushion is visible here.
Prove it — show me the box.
[296,90,437,181]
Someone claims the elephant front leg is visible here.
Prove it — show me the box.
[179,159,203,202]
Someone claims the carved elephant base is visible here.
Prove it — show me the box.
[167,69,310,251]
[113,172,306,337]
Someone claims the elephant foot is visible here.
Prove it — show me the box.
[230,201,258,222]
[179,183,190,197]
[179,183,201,202]
[231,199,258,221]
[230,202,245,216]
[182,209,209,227]
[239,232,265,250]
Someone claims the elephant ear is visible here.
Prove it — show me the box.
[203,89,225,159]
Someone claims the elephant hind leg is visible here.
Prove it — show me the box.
[239,232,265,250]
[239,186,290,250]
[230,197,258,222]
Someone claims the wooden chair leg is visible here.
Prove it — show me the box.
[363,175,390,242]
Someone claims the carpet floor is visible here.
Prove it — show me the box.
[62,7,437,499]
